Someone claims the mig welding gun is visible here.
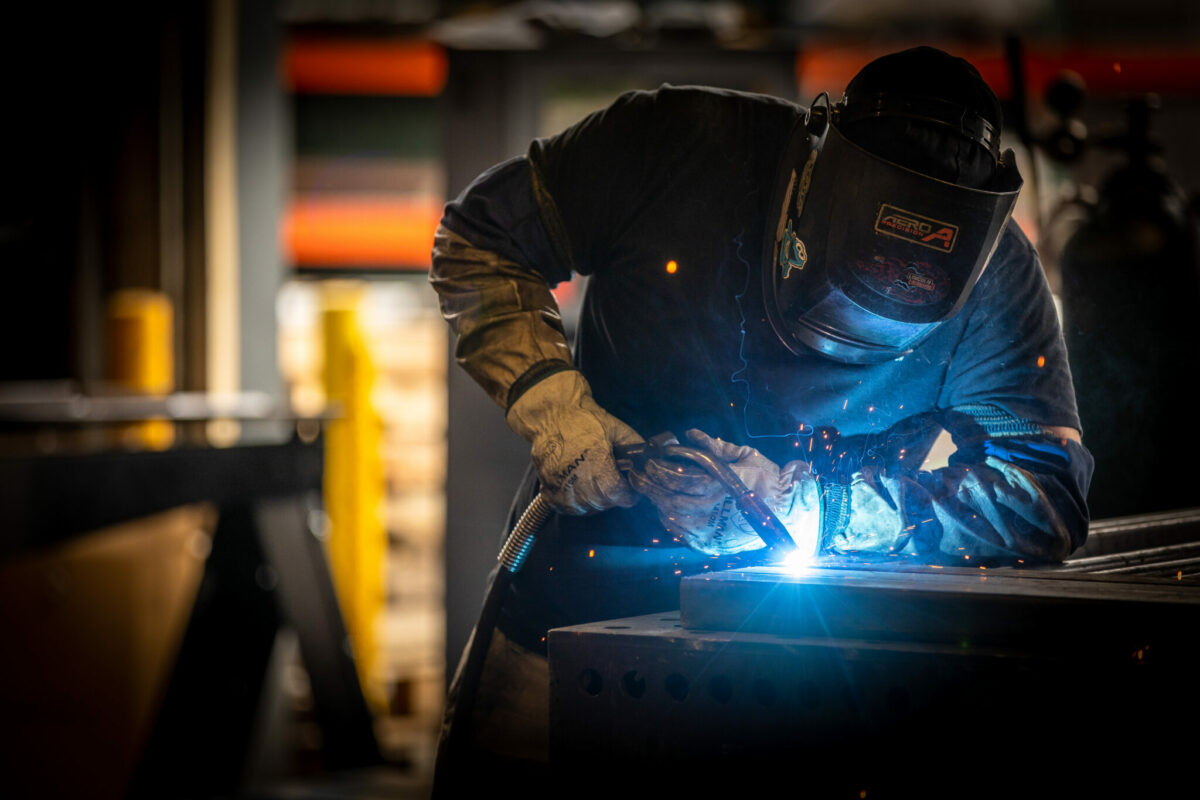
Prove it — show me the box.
[439,432,806,776]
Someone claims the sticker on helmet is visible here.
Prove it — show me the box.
[854,256,950,305]
[779,219,808,278]
[874,204,959,253]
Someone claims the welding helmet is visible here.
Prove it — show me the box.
[764,49,1023,364]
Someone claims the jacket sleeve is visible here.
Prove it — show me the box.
[430,88,668,408]
[816,406,1093,564]
[429,157,575,409]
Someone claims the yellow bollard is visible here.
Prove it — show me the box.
[106,289,175,450]
[321,283,387,710]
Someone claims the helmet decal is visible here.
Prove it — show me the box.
[874,204,960,254]
[779,219,808,278]
[854,256,951,305]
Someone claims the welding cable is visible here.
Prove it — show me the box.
[433,492,554,793]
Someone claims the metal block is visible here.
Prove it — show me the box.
[679,565,1200,658]
[549,611,1196,795]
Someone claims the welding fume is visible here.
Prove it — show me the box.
[427,46,1094,789]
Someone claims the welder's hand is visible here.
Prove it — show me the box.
[506,369,643,514]
[823,469,908,555]
[630,429,822,556]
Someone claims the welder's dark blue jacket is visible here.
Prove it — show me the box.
[431,85,1094,653]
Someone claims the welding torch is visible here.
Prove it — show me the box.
[500,432,800,578]
[435,432,800,785]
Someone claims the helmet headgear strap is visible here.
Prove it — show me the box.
[835,92,1001,163]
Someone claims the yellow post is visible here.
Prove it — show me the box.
[106,289,175,450]
[321,283,387,710]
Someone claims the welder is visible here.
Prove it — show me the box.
[428,47,1093,786]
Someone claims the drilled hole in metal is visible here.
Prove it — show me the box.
[664,673,689,702]
[621,670,646,698]
[579,668,603,696]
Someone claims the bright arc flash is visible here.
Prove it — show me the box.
[781,549,814,573]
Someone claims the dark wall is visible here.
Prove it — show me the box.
[0,5,209,388]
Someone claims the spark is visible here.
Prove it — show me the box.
[549,566,554,571]
[666,259,678,274]
[964,554,971,560]
[588,549,595,558]
[867,405,875,412]
[1113,62,1122,73]
[842,398,849,410]
[1037,355,1046,368]
[1178,571,1183,580]
[674,569,682,575]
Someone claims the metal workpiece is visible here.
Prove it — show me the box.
[547,611,1193,793]
[678,564,1200,657]
[1067,507,1200,558]
[547,512,1200,792]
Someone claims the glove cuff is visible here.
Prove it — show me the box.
[505,367,589,443]
[819,479,851,541]
[506,360,575,410]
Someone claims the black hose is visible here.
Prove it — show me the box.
[431,493,553,795]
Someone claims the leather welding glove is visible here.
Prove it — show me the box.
[506,369,644,515]
[630,429,822,556]
[823,469,913,555]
